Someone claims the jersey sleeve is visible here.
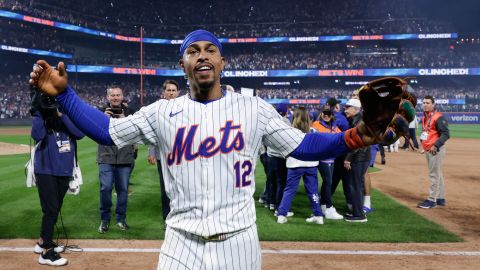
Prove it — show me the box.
[109,101,159,148]
[258,99,305,157]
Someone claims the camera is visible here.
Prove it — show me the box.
[108,106,123,118]
[30,86,58,116]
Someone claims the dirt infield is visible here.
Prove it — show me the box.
[0,127,31,135]
[0,142,31,155]
[0,138,479,269]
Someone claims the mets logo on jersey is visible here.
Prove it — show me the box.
[167,120,245,166]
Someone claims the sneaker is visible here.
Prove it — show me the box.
[34,242,65,254]
[363,206,374,214]
[345,215,368,223]
[116,221,129,230]
[258,197,265,204]
[269,204,275,210]
[38,248,68,266]
[305,215,324,224]
[417,200,437,209]
[277,215,288,224]
[274,210,294,217]
[98,220,109,233]
[436,199,446,206]
[320,204,327,214]
[324,207,343,220]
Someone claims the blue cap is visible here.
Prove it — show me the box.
[276,103,288,116]
[179,29,223,57]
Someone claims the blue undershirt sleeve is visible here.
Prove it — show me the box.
[56,85,114,145]
[290,132,350,161]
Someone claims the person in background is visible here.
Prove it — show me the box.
[326,98,351,209]
[350,90,374,214]
[266,103,290,211]
[147,80,179,222]
[343,98,370,222]
[401,114,420,150]
[277,107,324,224]
[418,95,450,209]
[31,92,84,266]
[97,86,135,233]
[311,105,343,220]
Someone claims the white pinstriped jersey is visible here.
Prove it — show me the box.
[109,91,304,237]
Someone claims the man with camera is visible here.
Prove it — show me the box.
[97,86,135,233]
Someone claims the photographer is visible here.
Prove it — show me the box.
[97,86,135,233]
[30,90,84,266]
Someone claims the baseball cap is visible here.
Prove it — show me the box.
[276,103,288,116]
[326,97,339,107]
[345,98,361,108]
[321,104,332,113]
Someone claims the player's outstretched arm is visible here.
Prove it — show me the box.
[29,60,68,96]
[29,60,114,146]
[289,132,350,161]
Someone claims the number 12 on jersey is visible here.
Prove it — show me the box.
[234,160,253,188]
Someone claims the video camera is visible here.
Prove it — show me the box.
[30,85,58,116]
[107,106,123,118]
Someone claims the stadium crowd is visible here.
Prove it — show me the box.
[1,0,453,38]
[2,18,476,71]
[1,74,479,119]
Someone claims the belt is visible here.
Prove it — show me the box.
[200,227,248,242]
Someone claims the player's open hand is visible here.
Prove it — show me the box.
[29,60,68,96]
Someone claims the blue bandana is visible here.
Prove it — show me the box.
[179,29,223,57]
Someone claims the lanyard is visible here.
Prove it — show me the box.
[423,111,435,132]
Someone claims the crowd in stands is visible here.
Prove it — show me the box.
[3,19,475,70]
[1,0,453,38]
[225,48,480,70]
[2,73,479,119]
[0,19,71,53]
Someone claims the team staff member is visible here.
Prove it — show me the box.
[30,30,398,270]
[31,93,84,266]
[147,79,180,221]
[418,95,450,209]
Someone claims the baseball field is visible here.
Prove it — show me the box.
[0,125,479,269]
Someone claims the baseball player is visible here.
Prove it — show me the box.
[29,30,409,270]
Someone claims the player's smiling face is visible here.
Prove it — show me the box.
[180,41,225,92]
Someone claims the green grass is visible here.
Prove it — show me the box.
[448,124,480,139]
[0,127,470,242]
[255,163,459,242]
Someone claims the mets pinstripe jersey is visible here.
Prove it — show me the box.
[109,91,304,237]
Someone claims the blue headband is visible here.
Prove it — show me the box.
[179,29,223,57]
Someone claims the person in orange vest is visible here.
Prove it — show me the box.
[312,105,344,219]
[418,95,450,209]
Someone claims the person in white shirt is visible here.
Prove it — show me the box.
[276,107,324,225]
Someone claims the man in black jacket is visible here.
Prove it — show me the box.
[97,86,135,233]
[343,98,370,223]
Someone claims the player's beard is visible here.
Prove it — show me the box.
[197,80,215,93]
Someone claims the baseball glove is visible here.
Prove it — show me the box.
[344,77,417,148]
